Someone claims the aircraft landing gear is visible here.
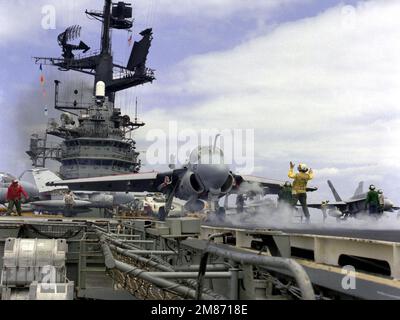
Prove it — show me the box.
[216,207,226,221]
[338,212,349,222]
[158,206,167,221]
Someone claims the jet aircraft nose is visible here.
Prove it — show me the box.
[195,164,233,195]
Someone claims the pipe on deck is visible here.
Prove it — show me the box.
[100,240,219,300]
[145,271,232,279]
[197,243,315,300]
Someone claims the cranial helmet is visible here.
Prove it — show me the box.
[378,189,383,194]
[298,163,308,172]
[369,184,376,191]
[284,181,291,187]
[11,180,18,185]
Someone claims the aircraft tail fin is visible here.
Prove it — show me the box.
[31,169,66,194]
[353,181,364,197]
[327,180,342,202]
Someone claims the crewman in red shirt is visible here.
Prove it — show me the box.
[6,180,29,216]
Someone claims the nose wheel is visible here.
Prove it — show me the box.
[158,206,167,221]
[216,206,226,220]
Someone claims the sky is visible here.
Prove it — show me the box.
[0,0,399,205]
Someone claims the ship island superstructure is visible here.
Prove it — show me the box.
[27,0,154,179]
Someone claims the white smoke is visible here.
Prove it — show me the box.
[236,181,266,195]
[209,199,400,232]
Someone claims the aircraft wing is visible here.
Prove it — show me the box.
[307,202,347,209]
[236,175,318,195]
[31,169,67,193]
[47,171,171,193]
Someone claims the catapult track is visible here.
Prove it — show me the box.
[203,221,400,242]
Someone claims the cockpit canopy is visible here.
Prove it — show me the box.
[0,173,17,185]
[189,146,225,165]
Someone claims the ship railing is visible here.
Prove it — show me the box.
[46,50,101,69]
[113,67,155,80]
[113,69,135,79]
[61,151,137,160]
[68,49,101,62]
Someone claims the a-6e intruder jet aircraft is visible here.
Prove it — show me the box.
[307,180,399,220]
[21,169,138,216]
[48,146,318,220]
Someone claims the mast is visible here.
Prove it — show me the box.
[27,1,151,178]
[33,0,155,104]
[96,0,114,101]
[101,0,112,55]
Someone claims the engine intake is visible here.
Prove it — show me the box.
[221,174,234,194]
[179,172,204,198]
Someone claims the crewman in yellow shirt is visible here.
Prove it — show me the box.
[288,162,314,223]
